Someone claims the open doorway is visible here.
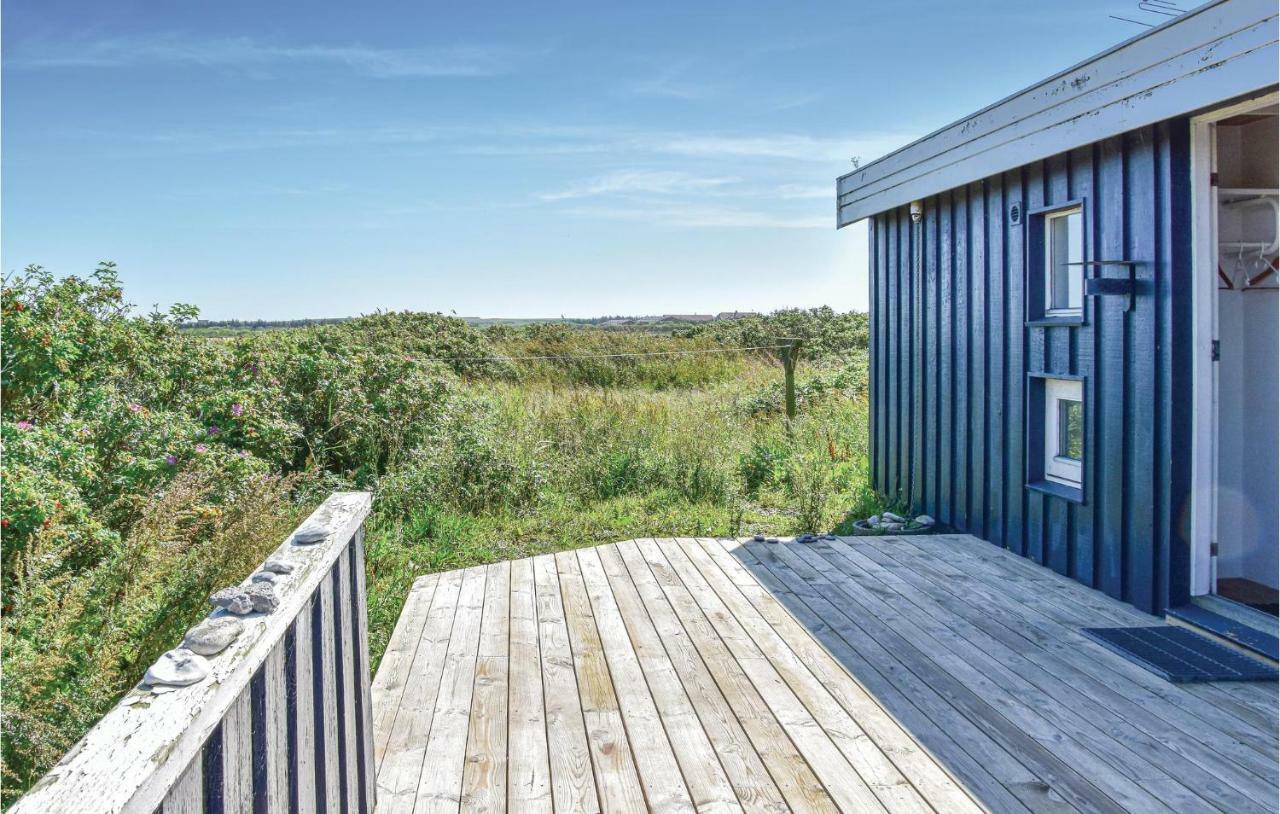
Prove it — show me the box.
[1194,100,1279,616]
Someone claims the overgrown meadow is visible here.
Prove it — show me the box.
[0,263,879,803]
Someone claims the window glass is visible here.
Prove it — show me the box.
[1046,209,1083,315]
[1057,399,1083,461]
[1042,377,1083,488]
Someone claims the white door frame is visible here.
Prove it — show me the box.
[1188,90,1279,598]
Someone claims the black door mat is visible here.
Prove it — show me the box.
[1082,626,1278,683]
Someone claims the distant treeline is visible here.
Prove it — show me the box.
[181,312,763,333]
[183,317,353,330]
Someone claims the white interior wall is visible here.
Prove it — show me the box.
[1214,115,1279,589]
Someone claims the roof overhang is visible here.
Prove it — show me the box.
[836,0,1279,227]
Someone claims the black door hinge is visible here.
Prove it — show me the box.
[1211,340,1220,362]
[1210,172,1219,187]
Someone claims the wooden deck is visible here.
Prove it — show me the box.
[371,535,1279,813]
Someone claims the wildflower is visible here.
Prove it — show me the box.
[164,454,178,466]
[230,403,244,417]
[15,420,32,430]
[128,403,143,413]
[195,444,208,454]
[207,426,221,435]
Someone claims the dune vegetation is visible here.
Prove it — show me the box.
[0,263,880,803]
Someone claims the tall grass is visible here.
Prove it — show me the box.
[361,358,878,669]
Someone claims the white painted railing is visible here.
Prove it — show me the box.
[12,492,376,814]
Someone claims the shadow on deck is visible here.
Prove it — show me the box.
[372,535,1280,813]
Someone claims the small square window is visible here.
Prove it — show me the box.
[1044,378,1083,487]
[1045,208,1083,317]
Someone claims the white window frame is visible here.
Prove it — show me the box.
[1043,206,1084,318]
[1044,377,1083,487]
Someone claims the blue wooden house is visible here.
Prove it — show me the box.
[837,0,1278,633]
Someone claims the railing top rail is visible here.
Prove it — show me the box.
[11,491,373,814]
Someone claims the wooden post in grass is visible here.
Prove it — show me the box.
[779,337,802,419]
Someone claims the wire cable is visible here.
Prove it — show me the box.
[399,344,790,363]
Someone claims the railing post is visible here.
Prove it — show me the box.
[780,337,803,419]
[12,492,374,814]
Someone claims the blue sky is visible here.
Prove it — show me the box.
[3,0,1151,319]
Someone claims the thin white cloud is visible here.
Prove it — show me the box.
[464,128,910,164]
[648,134,864,163]
[626,62,715,100]
[540,170,739,201]
[774,183,834,200]
[564,203,828,230]
[7,35,535,78]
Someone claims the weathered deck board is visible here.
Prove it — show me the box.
[373,536,1279,813]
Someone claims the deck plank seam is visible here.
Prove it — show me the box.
[621,539,815,812]
[575,546,697,812]
[870,535,1279,799]
[705,538,989,813]
[695,538,985,814]
[820,537,1245,812]
[926,535,1280,718]
[415,566,487,811]
[904,535,1280,746]
[372,577,437,772]
[672,538,920,811]
[594,544,749,812]
[740,538,1093,813]
[777,540,1159,813]
[612,539,785,812]
[717,538,1033,814]
[647,538,862,812]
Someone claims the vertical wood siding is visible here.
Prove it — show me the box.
[158,532,377,814]
[868,119,1192,615]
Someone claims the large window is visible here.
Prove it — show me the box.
[1044,377,1083,487]
[1044,207,1083,317]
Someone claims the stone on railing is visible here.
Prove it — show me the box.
[11,491,375,814]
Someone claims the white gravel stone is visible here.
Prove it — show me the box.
[144,648,210,688]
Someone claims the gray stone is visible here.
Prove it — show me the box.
[867,515,881,526]
[795,533,818,544]
[183,617,243,656]
[262,558,295,574]
[765,537,780,543]
[251,571,278,584]
[210,587,254,615]
[883,522,905,531]
[751,534,766,542]
[244,582,279,613]
[144,648,210,688]
[914,514,935,526]
[882,511,906,523]
[210,582,278,615]
[292,511,332,545]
